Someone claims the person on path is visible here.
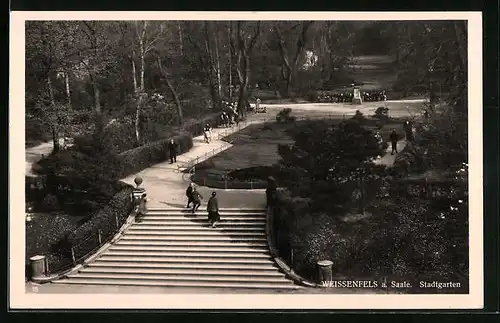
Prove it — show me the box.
[136,193,148,220]
[403,120,414,142]
[204,123,212,143]
[186,183,194,208]
[191,187,203,213]
[207,191,220,228]
[168,139,178,163]
[390,129,399,155]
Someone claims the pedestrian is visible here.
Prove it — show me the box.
[191,187,203,213]
[204,123,212,143]
[403,120,414,142]
[186,183,194,208]
[136,193,148,219]
[390,129,399,155]
[220,112,226,128]
[168,138,178,163]
[207,191,220,228]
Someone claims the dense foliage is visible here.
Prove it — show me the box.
[278,116,386,213]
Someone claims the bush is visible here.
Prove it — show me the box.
[181,113,223,137]
[276,108,296,124]
[41,193,60,212]
[118,132,193,178]
[66,187,134,261]
[25,212,81,277]
[352,110,365,121]
[393,141,428,175]
[25,118,52,147]
[373,107,390,120]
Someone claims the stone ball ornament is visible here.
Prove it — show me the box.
[134,176,143,187]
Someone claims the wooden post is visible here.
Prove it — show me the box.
[98,229,102,244]
[115,214,119,229]
[71,247,76,264]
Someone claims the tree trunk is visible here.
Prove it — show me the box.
[131,51,138,92]
[178,23,183,56]
[64,72,71,108]
[157,56,183,125]
[236,54,251,118]
[47,75,55,106]
[228,24,233,101]
[214,33,223,100]
[47,75,60,152]
[135,95,141,144]
[285,69,293,98]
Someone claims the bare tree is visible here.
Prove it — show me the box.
[273,21,314,97]
[229,21,261,118]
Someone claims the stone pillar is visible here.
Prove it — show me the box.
[352,87,363,105]
[317,260,333,285]
[30,255,47,279]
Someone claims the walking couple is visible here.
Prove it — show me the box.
[185,183,220,228]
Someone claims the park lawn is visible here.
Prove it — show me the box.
[193,123,295,181]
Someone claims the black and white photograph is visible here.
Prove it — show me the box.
[10,11,483,309]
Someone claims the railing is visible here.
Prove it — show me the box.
[30,190,135,278]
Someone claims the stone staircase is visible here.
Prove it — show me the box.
[52,208,300,290]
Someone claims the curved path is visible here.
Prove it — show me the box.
[25,99,423,209]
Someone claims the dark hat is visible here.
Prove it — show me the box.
[211,191,217,196]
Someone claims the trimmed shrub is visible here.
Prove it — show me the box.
[276,108,296,124]
[118,132,193,178]
[66,186,134,261]
[393,141,428,175]
[373,107,390,120]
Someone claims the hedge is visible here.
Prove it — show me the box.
[118,132,193,178]
[181,113,224,137]
[190,172,267,189]
[25,212,81,278]
[66,186,134,262]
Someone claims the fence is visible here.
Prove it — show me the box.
[29,189,135,278]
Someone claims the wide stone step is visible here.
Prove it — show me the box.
[53,278,300,290]
[98,255,275,264]
[141,216,266,221]
[104,250,272,259]
[90,261,280,271]
[120,235,267,242]
[110,245,269,253]
[67,272,290,284]
[134,220,266,226]
[115,240,269,247]
[130,225,264,231]
[125,230,266,236]
[81,266,285,277]
[147,208,266,214]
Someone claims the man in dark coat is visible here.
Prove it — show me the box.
[168,139,178,163]
[191,187,203,213]
[207,191,220,228]
[186,183,194,208]
[390,129,399,155]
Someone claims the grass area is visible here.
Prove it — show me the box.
[192,122,296,181]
